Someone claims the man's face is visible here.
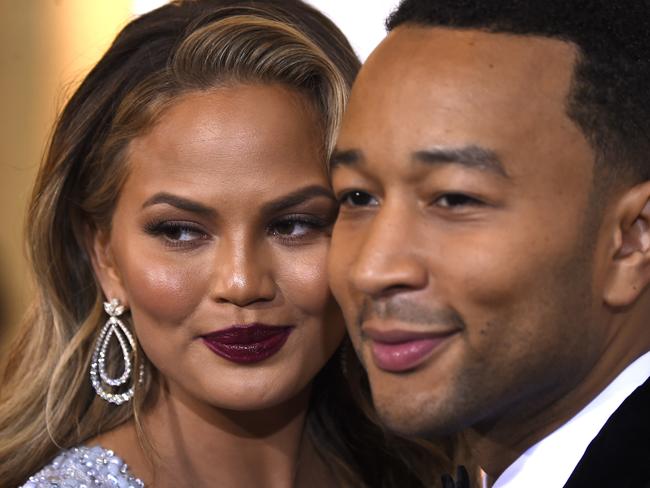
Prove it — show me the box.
[329,27,607,436]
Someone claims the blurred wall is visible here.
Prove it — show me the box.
[0,1,132,355]
[305,0,399,60]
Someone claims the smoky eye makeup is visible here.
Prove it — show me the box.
[267,213,332,242]
[139,192,217,250]
[139,186,338,249]
[266,198,338,245]
[143,218,211,249]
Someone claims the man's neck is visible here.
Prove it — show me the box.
[466,341,647,479]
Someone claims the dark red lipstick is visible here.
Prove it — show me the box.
[201,324,294,364]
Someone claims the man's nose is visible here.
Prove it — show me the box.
[349,205,428,298]
[209,235,276,307]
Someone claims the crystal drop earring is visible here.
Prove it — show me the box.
[90,298,144,405]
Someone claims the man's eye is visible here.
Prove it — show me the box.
[434,193,483,208]
[339,190,379,207]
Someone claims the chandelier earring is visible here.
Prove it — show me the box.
[90,298,144,405]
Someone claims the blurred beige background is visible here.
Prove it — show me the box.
[0,0,138,355]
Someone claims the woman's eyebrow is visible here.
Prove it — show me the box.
[141,192,217,218]
[141,186,335,218]
[260,185,336,215]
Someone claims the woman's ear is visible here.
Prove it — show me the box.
[604,181,650,308]
[86,225,128,307]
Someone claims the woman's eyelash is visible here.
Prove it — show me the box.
[268,215,332,240]
[143,220,209,247]
[143,214,333,248]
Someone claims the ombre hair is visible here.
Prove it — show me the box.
[0,1,456,486]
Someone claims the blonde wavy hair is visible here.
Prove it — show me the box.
[0,1,457,486]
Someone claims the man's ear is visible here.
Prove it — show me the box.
[604,181,650,308]
[87,226,128,307]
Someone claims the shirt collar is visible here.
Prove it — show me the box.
[487,350,650,488]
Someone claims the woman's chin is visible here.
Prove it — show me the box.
[158,371,314,416]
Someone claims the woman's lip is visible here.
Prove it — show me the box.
[202,323,294,343]
[364,328,458,373]
[201,324,294,364]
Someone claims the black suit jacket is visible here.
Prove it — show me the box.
[563,375,650,488]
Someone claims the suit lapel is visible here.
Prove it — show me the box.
[563,375,650,487]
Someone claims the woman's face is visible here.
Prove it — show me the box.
[93,84,344,411]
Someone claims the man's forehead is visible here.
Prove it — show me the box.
[357,26,578,97]
[335,25,593,187]
[340,26,579,143]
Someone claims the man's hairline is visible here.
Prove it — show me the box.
[394,23,631,205]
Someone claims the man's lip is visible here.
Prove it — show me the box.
[362,327,458,343]
[363,327,459,373]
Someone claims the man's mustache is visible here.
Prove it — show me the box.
[356,299,467,331]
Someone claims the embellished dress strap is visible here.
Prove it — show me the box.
[21,445,145,488]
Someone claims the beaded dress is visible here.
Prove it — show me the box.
[21,446,144,488]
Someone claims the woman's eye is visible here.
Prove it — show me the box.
[163,225,204,242]
[145,221,208,247]
[339,190,378,207]
[434,193,483,208]
[269,216,329,240]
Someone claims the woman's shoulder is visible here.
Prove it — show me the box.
[21,445,145,488]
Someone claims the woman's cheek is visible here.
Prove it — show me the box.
[118,246,210,325]
[277,245,345,369]
[277,245,331,315]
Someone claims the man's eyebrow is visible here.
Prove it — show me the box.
[260,185,336,215]
[413,145,509,178]
[329,148,362,171]
[142,192,217,218]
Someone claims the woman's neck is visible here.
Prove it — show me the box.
[92,382,333,488]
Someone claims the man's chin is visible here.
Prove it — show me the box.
[372,390,466,439]
[379,413,465,440]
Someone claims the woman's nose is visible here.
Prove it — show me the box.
[209,236,276,307]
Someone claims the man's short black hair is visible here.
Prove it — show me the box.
[387,1,650,184]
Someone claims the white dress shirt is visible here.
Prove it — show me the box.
[486,350,650,488]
